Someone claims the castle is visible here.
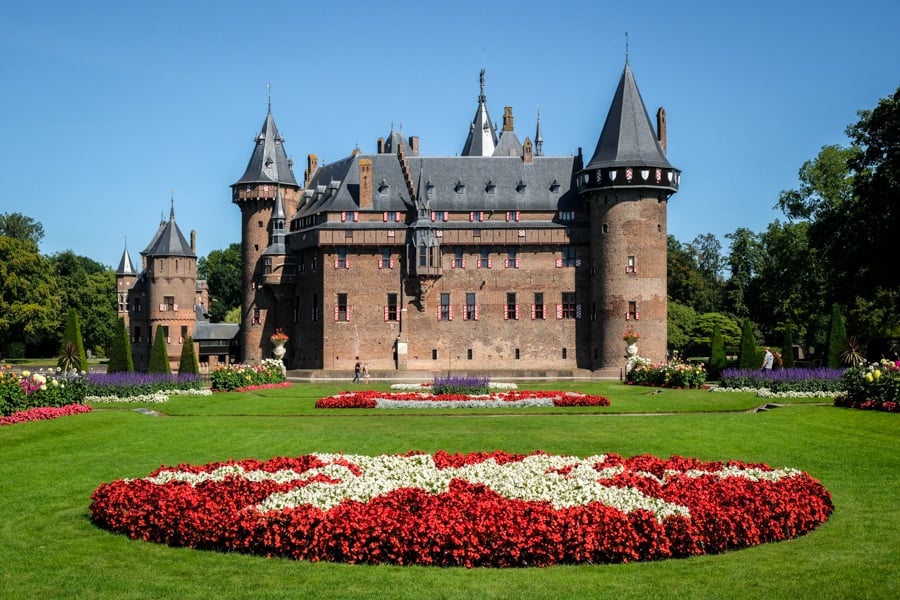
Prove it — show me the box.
[233,61,679,375]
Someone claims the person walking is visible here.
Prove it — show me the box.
[353,359,361,383]
[761,347,774,370]
[362,362,370,383]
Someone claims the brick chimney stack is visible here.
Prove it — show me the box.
[657,107,667,154]
[359,159,372,209]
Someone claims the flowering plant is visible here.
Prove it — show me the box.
[835,359,900,412]
[270,329,289,343]
[315,390,610,408]
[211,360,287,391]
[626,356,707,389]
[623,326,641,342]
[90,450,833,567]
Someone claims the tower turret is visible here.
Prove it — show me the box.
[578,62,680,371]
[232,96,301,362]
[461,69,498,157]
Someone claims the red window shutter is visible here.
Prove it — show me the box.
[431,212,436,222]
[463,306,469,321]
[625,312,630,320]
[469,212,474,222]
[556,304,563,319]
[531,304,536,320]
[347,306,352,321]
[556,258,563,268]
[341,211,347,222]
[378,259,383,269]
[474,304,479,320]
[389,259,395,269]
[353,212,359,222]
[443,211,449,221]
[543,306,547,320]
[461,259,466,268]
[334,305,339,321]
[449,305,454,321]
[505,259,509,268]
[384,306,389,321]
[383,212,388,222]
[515,210,520,221]
[635,311,640,320]
[515,304,520,320]
[487,258,492,268]
[506,211,511,222]
[504,305,509,320]
[333,259,339,269]
[436,306,442,320]
[476,258,482,269]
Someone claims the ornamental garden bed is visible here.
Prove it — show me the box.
[89,450,833,567]
[314,390,610,409]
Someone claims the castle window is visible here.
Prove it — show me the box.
[627,301,639,320]
[453,248,465,269]
[379,248,393,269]
[432,349,438,360]
[602,223,609,234]
[467,348,473,360]
[626,256,636,273]
[562,348,568,359]
[515,348,520,360]
[385,293,399,321]
[163,296,175,312]
[532,293,545,320]
[134,297,142,313]
[334,248,349,269]
[253,307,261,324]
[478,247,492,268]
[504,293,519,320]
[335,293,349,321]
[264,257,272,274]
[438,293,452,321]
[465,292,478,321]
[558,246,577,267]
[558,210,575,221]
[161,325,170,343]
[258,220,263,228]
[505,248,518,269]
[560,292,577,319]
[118,293,126,312]
[181,325,188,344]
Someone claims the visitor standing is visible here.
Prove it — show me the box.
[353,359,361,383]
[362,362,370,383]
[762,347,774,370]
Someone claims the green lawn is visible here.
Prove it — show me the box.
[0,381,896,599]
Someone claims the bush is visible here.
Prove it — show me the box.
[708,324,726,379]
[107,318,134,373]
[738,318,758,369]
[210,360,286,392]
[148,327,171,374]
[178,336,199,376]
[57,309,88,372]
[719,367,846,393]
[626,354,707,389]
[0,366,87,416]
[835,360,900,412]
[432,375,490,395]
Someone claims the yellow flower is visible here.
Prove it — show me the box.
[865,373,873,383]
[874,370,881,379]
[23,370,30,377]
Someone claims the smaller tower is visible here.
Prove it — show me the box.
[461,69,498,157]
[116,241,136,325]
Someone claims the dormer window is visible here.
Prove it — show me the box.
[426,180,435,193]
[516,180,526,193]
[378,179,389,194]
[485,179,496,193]
[455,180,465,193]
[265,157,273,168]
[550,179,560,192]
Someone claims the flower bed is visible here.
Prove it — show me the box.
[315,390,609,409]
[89,450,833,567]
[0,403,92,426]
[835,360,900,412]
[0,366,87,416]
[719,367,845,394]
[210,360,286,392]
[626,357,707,389]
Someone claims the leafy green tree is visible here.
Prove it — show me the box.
[107,317,134,373]
[148,327,171,374]
[198,243,242,322]
[738,318,758,369]
[224,305,242,324]
[57,309,88,371]
[667,300,696,354]
[50,251,116,356]
[178,336,199,375]
[667,236,714,313]
[825,304,848,368]
[695,313,741,352]
[723,228,762,320]
[0,236,60,357]
[0,212,45,246]
[708,324,727,379]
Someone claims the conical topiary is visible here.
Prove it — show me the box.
[781,326,796,369]
[738,318,758,369]
[148,326,171,374]
[708,323,727,379]
[178,335,199,375]
[107,317,135,373]
[57,308,88,372]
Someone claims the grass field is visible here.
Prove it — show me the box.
[0,381,897,599]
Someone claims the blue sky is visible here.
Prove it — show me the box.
[2,0,898,269]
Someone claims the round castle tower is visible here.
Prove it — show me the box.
[578,62,680,371]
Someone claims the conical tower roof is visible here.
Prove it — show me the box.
[586,63,673,170]
[461,69,498,157]
[116,243,136,275]
[234,101,298,187]
[142,204,195,258]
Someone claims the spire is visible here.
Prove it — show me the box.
[585,63,674,171]
[116,239,136,275]
[264,186,287,255]
[234,90,298,187]
[142,197,195,257]
[461,69,498,156]
[534,105,543,157]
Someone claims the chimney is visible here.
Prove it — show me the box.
[305,154,319,187]
[377,137,385,154]
[359,159,373,209]
[502,106,514,131]
[190,230,196,252]
[409,136,419,156]
[657,107,667,154]
[523,137,533,164]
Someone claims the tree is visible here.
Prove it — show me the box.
[107,318,134,373]
[0,236,60,357]
[148,327,171,374]
[0,212,45,246]
[825,304,848,369]
[738,318,758,369]
[667,300,696,355]
[178,336,199,375]
[57,309,88,372]
[708,324,727,379]
[198,243,242,322]
[781,326,796,369]
[723,228,763,319]
[668,236,715,313]
[50,251,116,356]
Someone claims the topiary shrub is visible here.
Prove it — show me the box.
[107,318,134,373]
[708,324,727,379]
[178,336,199,376]
[738,318,758,369]
[825,304,848,369]
[57,309,88,372]
[148,327,171,374]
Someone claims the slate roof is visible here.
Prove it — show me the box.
[142,206,195,258]
[116,246,136,275]
[233,105,299,187]
[460,69,498,157]
[585,63,674,170]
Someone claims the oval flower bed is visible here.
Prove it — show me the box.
[89,450,832,567]
[315,390,609,409]
[1,403,92,426]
